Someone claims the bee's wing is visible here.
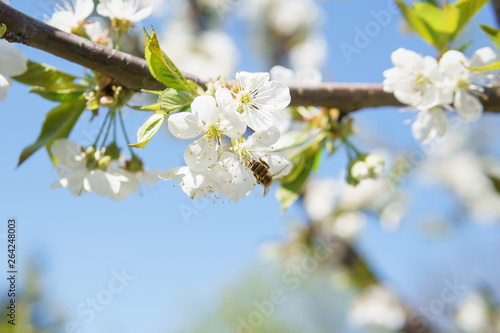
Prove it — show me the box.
[263,185,270,197]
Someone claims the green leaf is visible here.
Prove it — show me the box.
[18,97,87,166]
[159,88,194,113]
[453,0,491,38]
[466,60,500,71]
[0,23,6,38]
[30,86,87,102]
[480,24,500,49]
[128,102,160,111]
[414,2,459,34]
[144,27,191,92]
[129,112,165,148]
[11,61,82,91]
[277,143,321,211]
[396,0,436,45]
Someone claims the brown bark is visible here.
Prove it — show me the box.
[1,2,500,115]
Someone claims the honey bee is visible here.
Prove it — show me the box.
[246,157,288,197]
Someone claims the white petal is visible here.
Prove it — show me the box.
[454,90,483,122]
[243,107,274,132]
[432,109,448,137]
[0,74,10,101]
[50,139,85,165]
[470,47,497,68]
[295,68,322,84]
[236,71,270,92]
[269,65,294,83]
[159,166,189,181]
[215,88,238,112]
[412,111,433,143]
[167,112,204,139]
[391,48,422,68]
[218,152,255,199]
[411,109,447,143]
[243,126,280,149]
[439,50,468,81]
[110,170,139,200]
[184,138,218,171]
[96,3,112,17]
[191,95,219,125]
[75,0,95,21]
[129,6,153,22]
[140,170,162,185]
[252,151,292,177]
[254,81,291,110]
[0,40,28,77]
[220,110,246,139]
[84,170,114,196]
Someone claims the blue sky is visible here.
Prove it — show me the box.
[1,1,500,332]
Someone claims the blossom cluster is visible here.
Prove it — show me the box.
[46,0,152,37]
[50,139,161,200]
[383,47,498,143]
[161,71,293,202]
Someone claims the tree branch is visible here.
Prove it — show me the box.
[492,0,500,27]
[1,3,500,114]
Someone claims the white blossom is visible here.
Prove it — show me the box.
[160,164,237,201]
[270,65,322,85]
[46,0,94,34]
[411,106,448,144]
[240,0,321,37]
[349,154,385,184]
[289,33,328,71]
[85,20,113,48]
[223,126,292,198]
[455,293,488,332]
[161,20,239,81]
[0,40,28,102]
[50,139,128,197]
[216,72,291,131]
[167,95,246,171]
[383,48,451,109]
[108,157,162,201]
[349,285,406,330]
[439,48,497,122]
[97,0,153,23]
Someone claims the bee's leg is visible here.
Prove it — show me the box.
[259,157,270,169]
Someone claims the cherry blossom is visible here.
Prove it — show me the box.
[46,0,94,34]
[97,0,153,24]
[167,95,246,171]
[216,72,291,131]
[50,139,128,197]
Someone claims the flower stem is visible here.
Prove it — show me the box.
[93,111,112,147]
[100,109,115,147]
[118,110,135,156]
[115,31,122,51]
[113,107,117,143]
